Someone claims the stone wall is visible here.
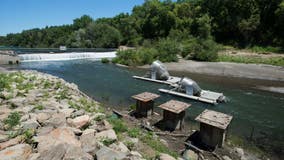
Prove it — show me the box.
[0,50,20,64]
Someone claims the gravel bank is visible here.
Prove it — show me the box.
[140,59,284,81]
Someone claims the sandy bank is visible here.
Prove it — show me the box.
[140,59,284,82]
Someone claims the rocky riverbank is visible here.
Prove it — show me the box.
[0,70,148,160]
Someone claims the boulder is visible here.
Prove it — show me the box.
[95,146,127,160]
[183,149,198,160]
[0,133,9,143]
[36,113,51,124]
[109,142,130,153]
[0,144,32,160]
[95,129,117,141]
[160,139,169,147]
[28,153,40,160]
[8,97,26,108]
[80,129,97,155]
[60,108,75,118]
[96,120,113,132]
[71,109,85,118]
[0,136,22,150]
[37,126,54,136]
[35,127,81,153]
[22,119,40,130]
[234,147,244,158]
[159,153,176,160]
[63,145,93,160]
[68,115,90,129]
[37,143,67,160]
[44,113,66,127]
[222,155,232,160]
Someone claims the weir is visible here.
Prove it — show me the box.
[18,51,116,62]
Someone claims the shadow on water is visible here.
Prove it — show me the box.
[8,59,284,159]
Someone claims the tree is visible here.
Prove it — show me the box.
[73,15,93,30]
[85,23,122,48]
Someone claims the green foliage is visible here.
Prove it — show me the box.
[4,112,21,130]
[34,104,44,110]
[127,128,141,138]
[101,138,115,146]
[125,141,135,150]
[186,38,219,61]
[107,117,128,133]
[0,73,12,91]
[101,58,110,63]
[22,129,35,144]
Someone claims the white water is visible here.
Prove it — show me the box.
[19,52,116,62]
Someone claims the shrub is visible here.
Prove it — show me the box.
[183,38,219,61]
[4,112,21,130]
[107,117,128,133]
[101,58,110,63]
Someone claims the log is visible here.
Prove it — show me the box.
[183,142,204,154]
[155,132,189,137]
[212,152,222,160]
[112,109,124,118]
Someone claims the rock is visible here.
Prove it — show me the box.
[95,146,127,160]
[63,145,93,160]
[8,97,26,108]
[159,153,176,160]
[0,133,9,143]
[71,128,83,136]
[71,109,85,118]
[37,143,67,160]
[60,108,75,118]
[234,147,244,158]
[28,153,40,160]
[0,106,11,121]
[37,126,54,136]
[0,136,22,150]
[80,129,97,155]
[95,129,117,142]
[160,139,169,147]
[36,113,51,124]
[109,142,130,153]
[130,151,143,157]
[92,113,106,121]
[20,114,30,122]
[222,155,232,160]
[22,119,40,130]
[0,143,32,160]
[35,127,81,153]
[183,150,198,160]
[44,113,66,127]
[96,120,113,132]
[68,115,90,129]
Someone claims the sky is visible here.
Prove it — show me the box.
[0,0,145,36]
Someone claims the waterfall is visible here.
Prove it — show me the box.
[19,52,116,62]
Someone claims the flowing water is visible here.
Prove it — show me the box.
[9,58,284,159]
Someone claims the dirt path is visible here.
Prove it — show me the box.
[140,59,284,81]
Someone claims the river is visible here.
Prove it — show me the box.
[9,58,284,159]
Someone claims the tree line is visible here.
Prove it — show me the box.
[0,0,283,49]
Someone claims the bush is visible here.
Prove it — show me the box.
[4,112,21,130]
[182,38,219,61]
[101,58,110,63]
[127,128,141,138]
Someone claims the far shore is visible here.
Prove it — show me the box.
[139,59,284,82]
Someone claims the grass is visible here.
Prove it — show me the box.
[127,127,141,138]
[107,117,128,133]
[248,46,283,54]
[218,54,284,66]
[101,138,115,146]
[4,112,21,130]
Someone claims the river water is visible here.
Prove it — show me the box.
[11,59,284,158]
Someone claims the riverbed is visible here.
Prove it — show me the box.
[7,59,284,159]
